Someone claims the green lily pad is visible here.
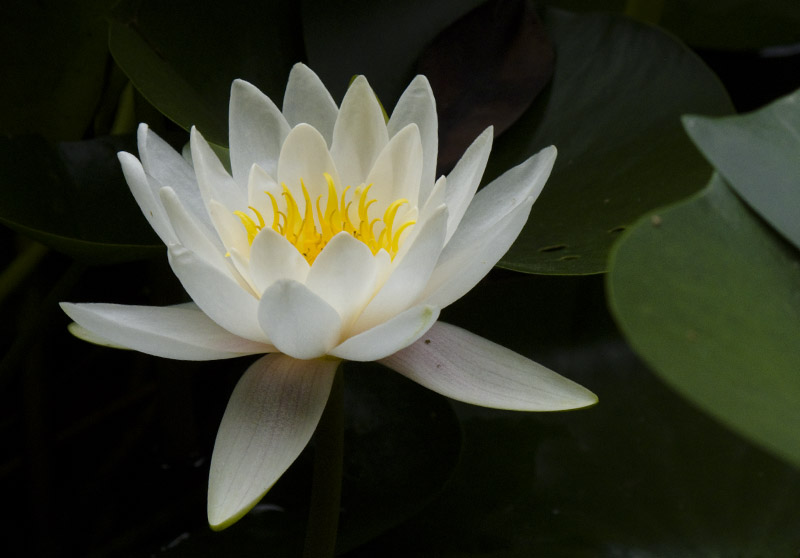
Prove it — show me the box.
[0,135,161,264]
[683,87,800,251]
[607,174,800,468]
[492,8,734,274]
[108,0,303,147]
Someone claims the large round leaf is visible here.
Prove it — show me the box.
[683,87,800,251]
[607,174,800,468]
[491,8,733,274]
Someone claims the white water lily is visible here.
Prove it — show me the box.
[60,63,596,529]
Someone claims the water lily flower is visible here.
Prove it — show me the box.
[60,63,596,529]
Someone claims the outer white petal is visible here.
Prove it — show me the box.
[331,304,439,361]
[208,354,337,529]
[351,206,447,334]
[160,187,226,271]
[421,197,534,309]
[249,228,310,295]
[118,152,176,245]
[168,244,265,342]
[305,233,378,327]
[380,321,598,411]
[283,63,338,145]
[229,79,291,186]
[365,123,423,212]
[277,123,341,202]
[443,127,493,243]
[60,302,272,360]
[388,75,438,203]
[330,76,389,187]
[258,280,342,360]
[191,127,247,212]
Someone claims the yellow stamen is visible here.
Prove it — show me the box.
[234,174,416,264]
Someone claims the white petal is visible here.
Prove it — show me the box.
[365,123,423,211]
[191,127,247,212]
[283,63,338,145]
[277,123,341,203]
[249,228,310,294]
[421,197,534,309]
[331,304,439,361]
[351,206,447,334]
[305,233,378,326]
[137,124,211,229]
[60,302,272,360]
[380,322,598,410]
[229,79,291,186]
[258,280,342,359]
[168,244,265,342]
[118,152,176,245]
[330,76,389,187]
[208,354,337,529]
[444,127,493,243]
[388,75,438,202]
[160,187,226,271]
[208,199,252,260]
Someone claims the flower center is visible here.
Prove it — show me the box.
[234,173,416,265]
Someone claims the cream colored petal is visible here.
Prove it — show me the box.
[249,228,310,295]
[388,75,438,203]
[277,123,341,203]
[208,354,337,529]
[160,187,226,271]
[330,76,389,187]
[380,321,598,410]
[365,123,423,212]
[168,244,265,342]
[229,79,291,186]
[118,152,176,245]
[258,280,342,360]
[444,127,493,243]
[191,127,247,212]
[305,232,378,327]
[351,206,447,334]
[331,304,439,361]
[208,199,252,260]
[283,63,338,145]
[61,302,272,360]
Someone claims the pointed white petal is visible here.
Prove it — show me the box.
[118,152,176,245]
[160,187,226,271]
[191,127,247,212]
[351,206,447,334]
[277,123,341,203]
[168,244,265,342]
[258,280,342,360]
[330,76,389,187]
[208,354,337,529]
[229,79,291,186]
[444,127,493,243]
[249,228,310,295]
[60,302,272,360]
[388,75,438,202]
[331,304,438,361]
[381,322,598,410]
[365,123,423,211]
[283,63,338,145]
[305,232,378,326]
[208,199,252,261]
[422,197,534,309]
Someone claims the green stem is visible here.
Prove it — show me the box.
[0,240,48,306]
[302,364,345,558]
[624,0,664,25]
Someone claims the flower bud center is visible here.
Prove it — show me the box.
[234,173,416,264]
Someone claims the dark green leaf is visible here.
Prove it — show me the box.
[683,87,800,250]
[607,175,800,468]
[491,9,733,274]
[0,135,161,264]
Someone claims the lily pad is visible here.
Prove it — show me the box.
[607,175,800,468]
[492,8,734,274]
[683,87,800,251]
[0,135,161,264]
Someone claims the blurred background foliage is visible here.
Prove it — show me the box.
[1,0,799,556]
